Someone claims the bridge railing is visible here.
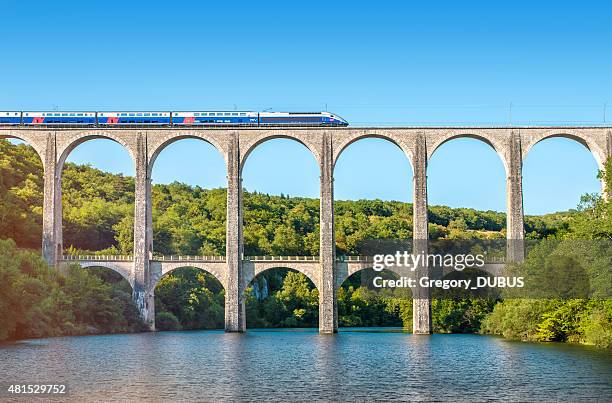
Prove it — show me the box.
[152,255,226,262]
[61,255,133,261]
[338,256,374,262]
[61,254,505,264]
[244,256,320,262]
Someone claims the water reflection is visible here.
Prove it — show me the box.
[0,330,610,402]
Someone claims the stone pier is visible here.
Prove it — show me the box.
[3,126,609,333]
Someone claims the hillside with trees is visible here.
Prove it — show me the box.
[0,139,609,347]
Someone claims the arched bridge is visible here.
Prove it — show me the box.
[3,126,610,335]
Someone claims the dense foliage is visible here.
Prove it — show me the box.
[480,158,612,347]
[154,267,225,330]
[0,139,573,257]
[0,139,610,347]
[0,238,145,341]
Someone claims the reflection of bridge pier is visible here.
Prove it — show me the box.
[5,126,610,334]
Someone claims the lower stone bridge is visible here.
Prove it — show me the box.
[61,254,506,329]
[11,125,610,334]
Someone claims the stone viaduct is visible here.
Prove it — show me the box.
[1,126,610,334]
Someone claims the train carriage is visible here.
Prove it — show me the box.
[259,111,347,126]
[22,111,96,125]
[172,111,258,125]
[0,112,21,125]
[6,110,348,127]
[98,112,171,125]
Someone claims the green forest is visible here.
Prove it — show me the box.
[0,139,610,347]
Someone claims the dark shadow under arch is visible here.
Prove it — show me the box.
[338,268,412,328]
[84,265,134,293]
[154,266,225,331]
[245,267,319,329]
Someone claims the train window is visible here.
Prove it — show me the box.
[144,113,150,116]
[77,113,83,116]
[240,113,246,116]
[137,113,143,116]
[232,113,238,116]
[225,112,230,116]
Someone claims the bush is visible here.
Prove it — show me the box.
[156,311,182,331]
[0,238,146,341]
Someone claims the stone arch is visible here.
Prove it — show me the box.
[155,263,227,291]
[147,132,228,177]
[337,265,404,290]
[428,131,509,175]
[0,132,45,166]
[56,131,137,173]
[244,263,320,291]
[522,129,606,171]
[77,262,134,289]
[332,131,414,171]
[55,132,137,254]
[239,130,322,172]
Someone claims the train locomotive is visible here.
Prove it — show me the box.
[0,111,348,127]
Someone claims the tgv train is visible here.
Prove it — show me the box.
[0,111,348,126]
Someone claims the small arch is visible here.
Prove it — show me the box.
[246,264,320,290]
[240,132,321,174]
[337,267,412,328]
[0,134,45,165]
[338,265,405,288]
[154,266,225,330]
[333,133,414,171]
[78,262,134,288]
[245,267,319,328]
[148,133,227,178]
[158,264,226,290]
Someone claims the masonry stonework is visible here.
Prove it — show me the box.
[3,126,609,334]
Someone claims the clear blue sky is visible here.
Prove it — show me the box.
[1,1,608,214]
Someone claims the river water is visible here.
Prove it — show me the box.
[0,328,610,402]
